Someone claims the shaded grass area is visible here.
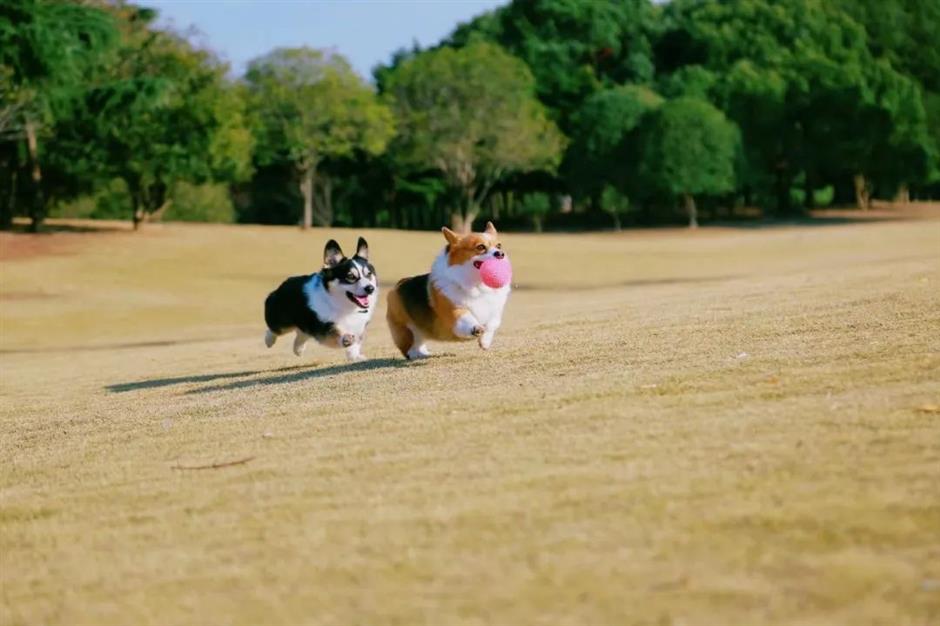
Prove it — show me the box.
[1,216,939,625]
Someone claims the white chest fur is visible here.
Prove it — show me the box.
[332,306,374,336]
[430,252,510,326]
[463,285,509,325]
[303,274,376,335]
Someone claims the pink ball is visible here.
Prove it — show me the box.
[479,257,512,288]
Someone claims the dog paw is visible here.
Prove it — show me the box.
[340,333,356,348]
[471,325,485,338]
[478,335,493,350]
[406,346,430,360]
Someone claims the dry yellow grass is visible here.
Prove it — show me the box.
[1,214,939,626]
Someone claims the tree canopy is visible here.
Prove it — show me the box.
[245,47,394,228]
[656,0,936,211]
[384,42,565,231]
[0,0,118,229]
[637,97,740,227]
[448,0,656,129]
[565,85,663,205]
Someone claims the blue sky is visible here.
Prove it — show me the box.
[147,0,507,80]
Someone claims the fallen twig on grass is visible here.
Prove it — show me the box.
[171,456,255,470]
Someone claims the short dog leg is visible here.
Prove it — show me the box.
[264,329,278,348]
[345,340,366,362]
[324,326,357,350]
[479,318,501,350]
[405,326,431,360]
[293,331,310,356]
[406,343,431,359]
[454,312,484,339]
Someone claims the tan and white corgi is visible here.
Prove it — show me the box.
[386,222,510,359]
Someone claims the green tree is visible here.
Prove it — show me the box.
[47,5,254,228]
[830,0,940,198]
[518,192,552,232]
[244,47,394,229]
[118,22,251,227]
[809,61,935,208]
[162,181,236,223]
[657,0,934,212]
[830,0,940,92]
[637,98,739,228]
[448,0,657,129]
[565,85,662,219]
[599,185,632,231]
[385,42,565,231]
[0,0,117,230]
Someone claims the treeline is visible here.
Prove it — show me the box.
[2,0,938,233]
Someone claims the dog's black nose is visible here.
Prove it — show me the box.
[494,250,505,259]
[364,284,375,294]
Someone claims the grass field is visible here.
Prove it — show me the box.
[1,212,939,626]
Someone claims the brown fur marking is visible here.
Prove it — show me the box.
[443,223,502,267]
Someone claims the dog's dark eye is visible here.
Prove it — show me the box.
[476,244,487,253]
[496,243,502,249]
[346,273,357,282]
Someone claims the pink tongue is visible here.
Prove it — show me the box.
[355,295,369,308]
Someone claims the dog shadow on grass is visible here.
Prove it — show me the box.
[105,367,302,393]
[106,357,429,395]
[185,358,421,394]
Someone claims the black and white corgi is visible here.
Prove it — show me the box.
[264,238,377,362]
[386,222,510,359]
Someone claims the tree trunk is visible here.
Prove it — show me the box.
[453,184,480,233]
[463,207,478,233]
[0,168,15,230]
[803,172,815,210]
[25,119,44,232]
[611,211,622,232]
[148,199,172,223]
[451,200,479,232]
[314,175,333,227]
[142,181,168,224]
[324,178,332,226]
[853,174,871,210]
[532,215,543,233]
[894,184,910,204]
[300,167,314,230]
[131,190,143,230]
[683,193,698,229]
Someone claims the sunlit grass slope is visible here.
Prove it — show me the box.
[1,215,938,625]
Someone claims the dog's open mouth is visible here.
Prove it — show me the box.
[473,260,484,269]
[346,292,370,309]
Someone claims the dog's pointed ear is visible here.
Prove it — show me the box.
[484,221,498,236]
[323,239,344,267]
[355,237,369,260]
[441,227,459,246]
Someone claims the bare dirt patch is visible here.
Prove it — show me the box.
[0,219,135,261]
